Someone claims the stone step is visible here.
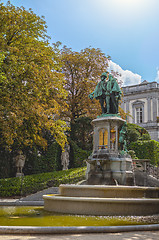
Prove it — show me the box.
[59,184,159,198]
[43,193,159,216]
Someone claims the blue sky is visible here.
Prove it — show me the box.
[1,0,159,86]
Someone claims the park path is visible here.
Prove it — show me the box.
[0,231,159,240]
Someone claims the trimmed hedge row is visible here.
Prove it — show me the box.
[0,167,86,197]
[130,140,159,165]
[0,140,89,178]
[69,139,91,168]
[26,142,62,174]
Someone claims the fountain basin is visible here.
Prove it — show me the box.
[43,185,159,216]
[43,195,159,216]
[59,185,159,198]
[0,206,147,227]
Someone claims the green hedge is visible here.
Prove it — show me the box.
[130,140,159,165]
[126,123,151,147]
[69,140,90,168]
[18,140,89,174]
[0,167,86,197]
[0,140,89,178]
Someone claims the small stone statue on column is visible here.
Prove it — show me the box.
[119,122,128,154]
[61,144,70,170]
[14,150,26,177]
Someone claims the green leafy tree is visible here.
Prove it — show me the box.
[0,52,6,81]
[71,117,93,150]
[0,2,68,150]
[130,140,159,165]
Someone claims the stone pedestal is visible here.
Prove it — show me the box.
[16,172,24,177]
[86,115,134,185]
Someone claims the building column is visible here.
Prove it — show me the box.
[132,105,135,123]
[147,97,151,122]
[153,97,157,122]
[126,100,130,121]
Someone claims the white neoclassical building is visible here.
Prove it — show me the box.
[121,80,159,142]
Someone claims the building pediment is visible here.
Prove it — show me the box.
[132,100,144,106]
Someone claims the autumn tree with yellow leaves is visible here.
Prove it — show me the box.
[58,46,127,148]
[59,46,110,123]
[0,2,68,150]
[54,46,109,148]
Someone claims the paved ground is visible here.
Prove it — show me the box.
[19,187,59,202]
[0,187,59,206]
[0,231,159,240]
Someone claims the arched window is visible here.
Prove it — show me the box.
[99,128,108,148]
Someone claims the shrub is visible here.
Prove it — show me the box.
[128,150,138,159]
[126,123,150,147]
[0,139,89,178]
[0,147,14,178]
[70,117,93,150]
[130,140,159,165]
[22,142,62,175]
[0,167,86,197]
[127,128,140,145]
[69,140,90,168]
[140,133,151,141]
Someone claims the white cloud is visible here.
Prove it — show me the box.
[155,68,159,82]
[107,60,142,86]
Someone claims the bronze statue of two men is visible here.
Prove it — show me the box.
[89,72,122,114]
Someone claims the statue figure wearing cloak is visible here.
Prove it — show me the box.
[89,72,122,115]
[108,74,122,114]
[89,72,108,114]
